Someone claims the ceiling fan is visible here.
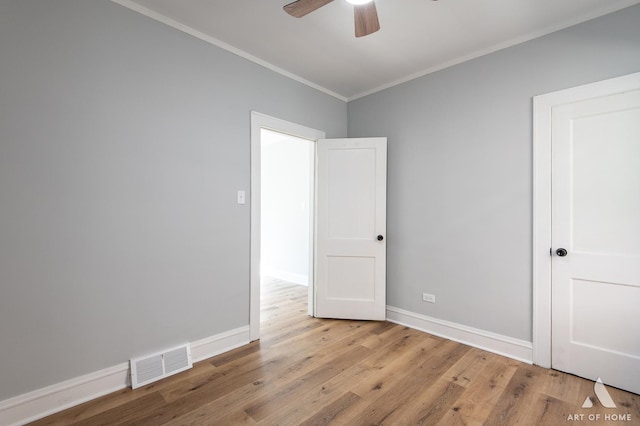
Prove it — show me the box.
[283,0,381,38]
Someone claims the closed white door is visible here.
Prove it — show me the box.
[551,89,640,394]
[315,137,387,320]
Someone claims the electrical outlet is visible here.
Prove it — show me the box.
[422,293,436,304]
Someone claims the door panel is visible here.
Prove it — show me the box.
[327,147,377,240]
[551,89,640,394]
[571,104,640,255]
[570,279,639,357]
[315,138,387,320]
[326,256,376,300]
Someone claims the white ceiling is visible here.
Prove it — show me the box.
[114,0,640,101]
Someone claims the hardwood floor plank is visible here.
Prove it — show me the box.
[541,368,592,407]
[68,392,166,426]
[341,340,470,424]
[483,364,545,425]
[164,324,374,425]
[274,332,437,425]
[360,327,441,369]
[383,378,466,425]
[442,347,497,388]
[437,354,517,425]
[348,339,437,398]
[253,333,394,425]
[30,279,640,426]
[259,317,329,347]
[157,352,292,405]
[160,373,272,425]
[243,344,371,422]
[208,340,262,368]
[297,391,362,426]
[528,394,578,425]
[165,403,258,426]
[161,349,321,424]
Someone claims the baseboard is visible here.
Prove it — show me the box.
[0,326,250,426]
[262,270,309,286]
[386,306,533,364]
[191,326,251,363]
[0,362,130,426]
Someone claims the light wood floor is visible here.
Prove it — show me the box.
[32,278,639,425]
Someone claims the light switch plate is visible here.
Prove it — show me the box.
[237,190,246,205]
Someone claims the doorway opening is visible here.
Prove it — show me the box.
[250,112,326,341]
[260,129,314,327]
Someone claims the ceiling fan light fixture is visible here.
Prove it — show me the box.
[284,0,380,37]
[345,0,373,5]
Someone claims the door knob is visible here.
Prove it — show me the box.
[377,235,384,241]
[556,248,568,257]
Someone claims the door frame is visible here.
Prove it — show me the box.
[250,112,325,341]
[532,72,640,368]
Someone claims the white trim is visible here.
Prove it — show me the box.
[0,363,129,426]
[532,91,553,369]
[191,326,250,363]
[113,0,639,103]
[262,270,309,286]
[250,112,325,341]
[386,306,534,364]
[0,326,250,426]
[532,72,640,368]
[348,1,640,101]
[109,0,347,102]
[308,141,317,316]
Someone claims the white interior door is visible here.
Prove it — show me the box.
[551,89,640,394]
[315,137,387,320]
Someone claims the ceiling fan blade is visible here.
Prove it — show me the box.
[354,1,380,37]
[283,0,334,18]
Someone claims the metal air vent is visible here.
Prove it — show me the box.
[130,343,192,389]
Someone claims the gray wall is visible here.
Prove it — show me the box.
[2,0,639,405]
[348,5,640,342]
[0,0,346,401]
